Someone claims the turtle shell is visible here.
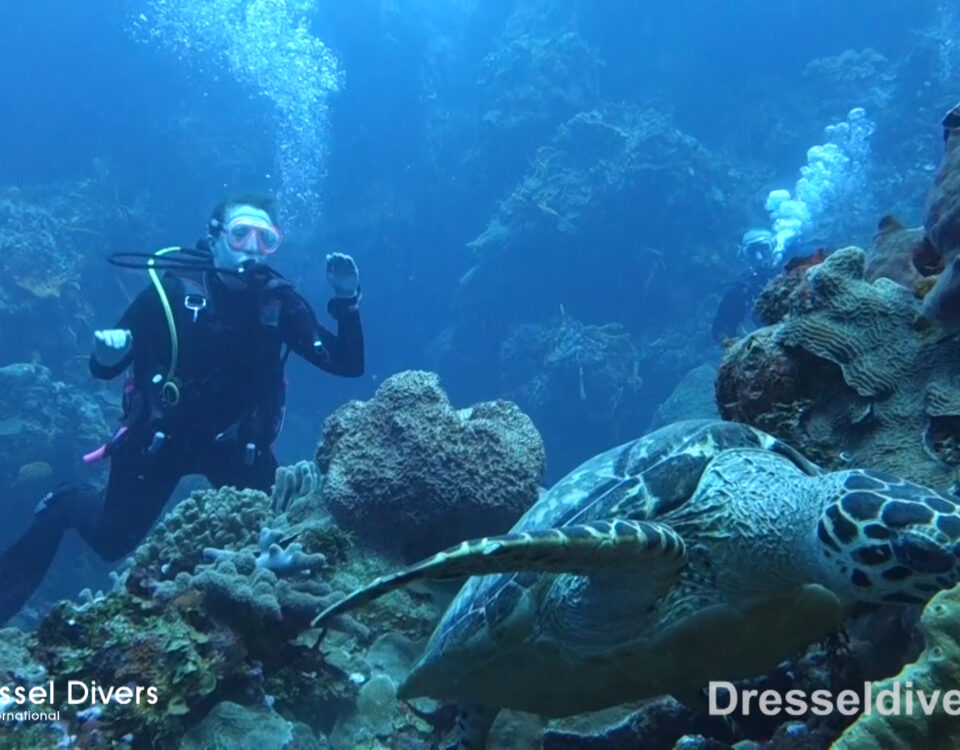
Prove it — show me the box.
[399,419,822,705]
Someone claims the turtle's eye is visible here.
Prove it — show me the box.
[892,531,954,573]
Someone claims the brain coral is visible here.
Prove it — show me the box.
[718,246,960,488]
[317,370,545,561]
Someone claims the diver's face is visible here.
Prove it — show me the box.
[211,204,281,273]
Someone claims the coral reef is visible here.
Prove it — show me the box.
[431,101,740,457]
[0,190,82,302]
[129,486,272,581]
[272,459,323,518]
[835,585,960,749]
[0,177,156,372]
[717,246,960,486]
[0,362,112,488]
[204,526,327,577]
[477,0,601,135]
[706,102,960,750]
[0,461,448,748]
[317,370,545,562]
[500,313,645,446]
[728,114,960,482]
[801,49,897,118]
[465,105,731,260]
[326,632,439,750]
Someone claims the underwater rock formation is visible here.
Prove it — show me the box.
[920,104,960,332]
[717,246,960,487]
[865,216,936,288]
[317,370,545,562]
[925,104,960,264]
[649,364,720,430]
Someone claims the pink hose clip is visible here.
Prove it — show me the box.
[82,425,129,464]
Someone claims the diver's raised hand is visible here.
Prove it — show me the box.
[93,329,133,366]
[326,252,360,298]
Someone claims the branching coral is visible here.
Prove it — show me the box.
[271,459,321,514]
[203,526,327,577]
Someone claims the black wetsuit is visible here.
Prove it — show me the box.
[711,270,768,342]
[0,265,363,623]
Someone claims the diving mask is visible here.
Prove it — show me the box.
[224,216,283,255]
[739,229,776,267]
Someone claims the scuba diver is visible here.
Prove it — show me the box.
[711,228,781,342]
[0,193,364,624]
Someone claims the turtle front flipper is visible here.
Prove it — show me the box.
[312,519,686,627]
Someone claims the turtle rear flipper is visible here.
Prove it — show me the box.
[311,519,686,627]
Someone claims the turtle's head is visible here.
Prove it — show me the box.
[815,470,960,606]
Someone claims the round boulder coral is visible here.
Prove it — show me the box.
[317,370,545,561]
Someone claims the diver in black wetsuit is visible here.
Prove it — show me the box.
[0,193,364,623]
[711,228,780,342]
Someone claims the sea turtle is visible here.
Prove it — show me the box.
[313,420,960,747]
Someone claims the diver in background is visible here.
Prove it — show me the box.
[711,228,780,342]
[0,193,364,624]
